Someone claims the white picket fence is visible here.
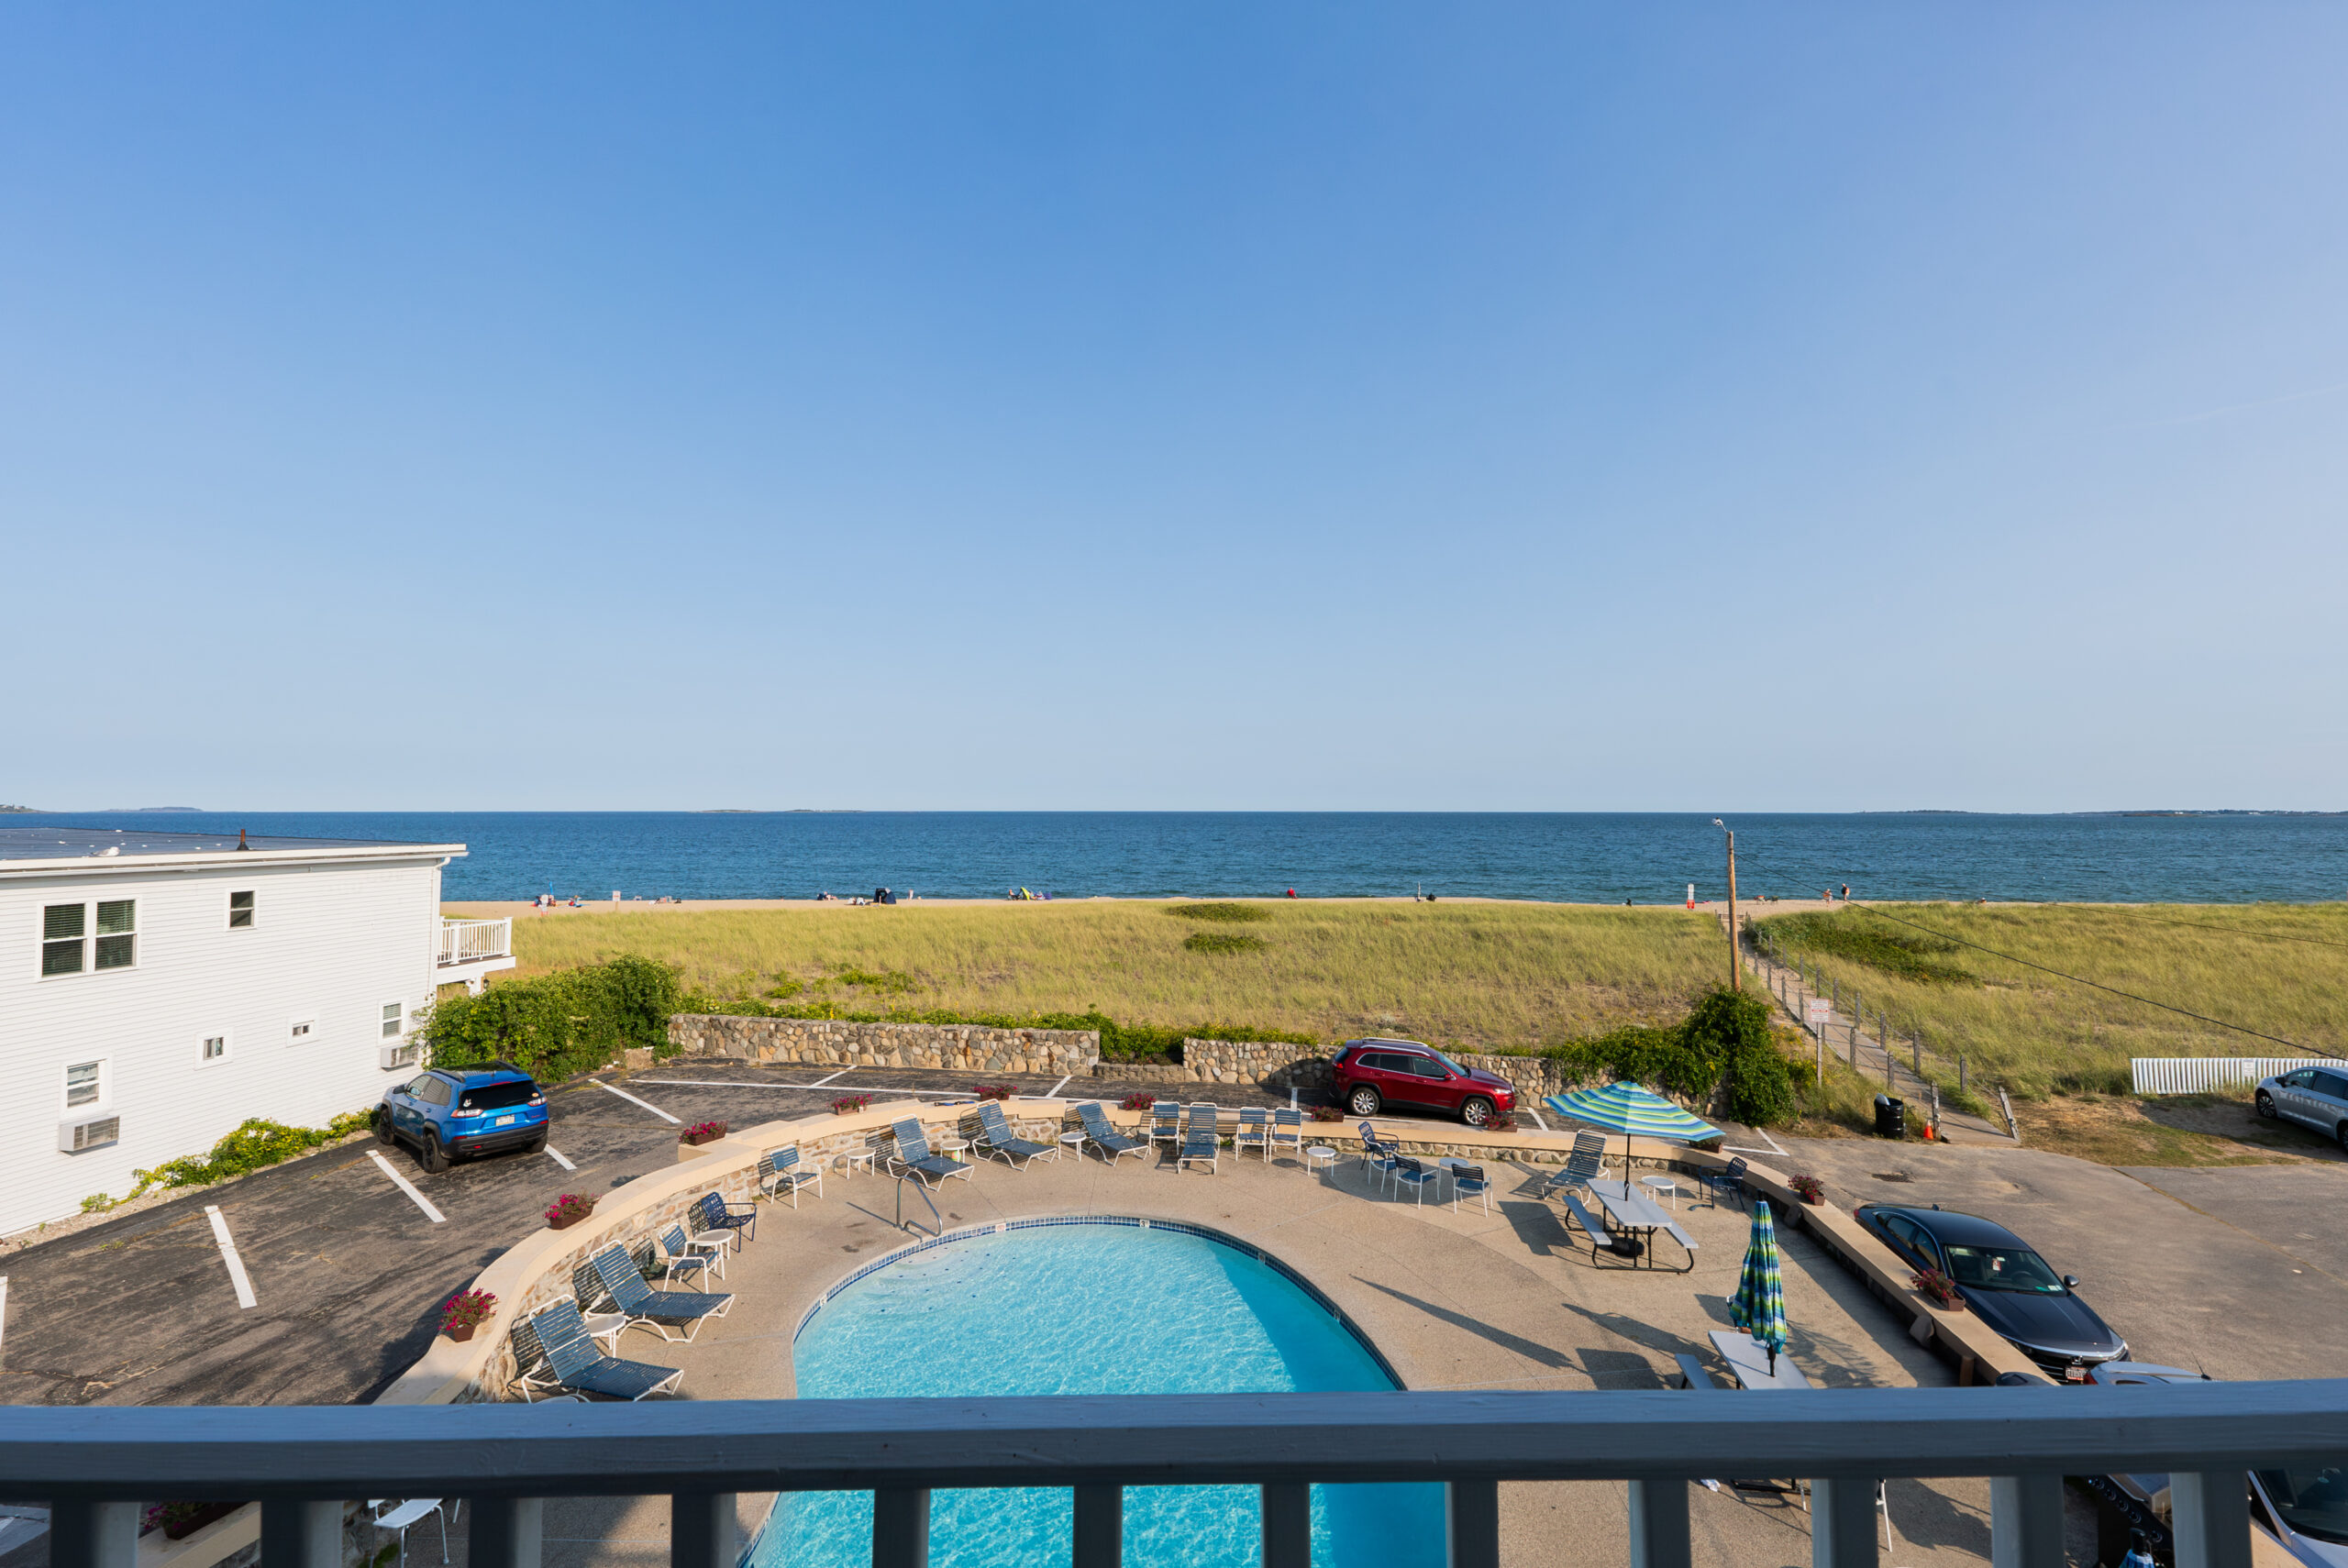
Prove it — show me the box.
[2131,1056,2334,1095]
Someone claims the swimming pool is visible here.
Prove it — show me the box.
[748,1219,1445,1568]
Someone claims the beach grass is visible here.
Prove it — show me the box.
[1754,901,2348,1100]
[488,900,1735,1049]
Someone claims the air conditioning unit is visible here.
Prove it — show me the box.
[380,1041,423,1071]
[60,1114,121,1153]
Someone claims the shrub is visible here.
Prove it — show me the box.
[440,1289,497,1332]
[545,1193,596,1226]
[829,966,919,994]
[1160,901,1273,923]
[1184,932,1268,955]
[1537,987,1797,1128]
[1761,911,1973,985]
[80,1193,116,1214]
[686,999,1316,1062]
[127,1110,375,1200]
[420,955,683,1080]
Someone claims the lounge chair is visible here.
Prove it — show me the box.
[692,1189,758,1251]
[1178,1103,1220,1174]
[367,1497,457,1567]
[1270,1107,1304,1164]
[1074,1101,1146,1165]
[588,1246,734,1343]
[1149,1099,1181,1152]
[523,1299,682,1401]
[1699,1155,1749,1211]
[759,1146,823,1208]
[1233,1107,1270,1162]
[1539,1132,1610,1197]
[972,1102,1054,1168]
[657,1223,723,1286]
[888,1118,975,1188]
[1390,1155,1443,1208]
[1448,1161,1492,1216]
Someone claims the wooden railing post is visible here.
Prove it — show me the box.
[1991,1474,2064,1568]
[471,1497,544,1568]
[1073,1485,1122,1568]
[1810,1477,1880,1568]
[1628,1477,1690,1568]
[1448,1478,1501,1568]
[47,1500,140,1568]
[873,1488,930,1568]
[2171,1470,2253,1568]
[1261,1483,1311,1568]
[260,1499,343,1568]
[671,1493,734,1568]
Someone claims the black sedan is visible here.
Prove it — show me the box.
[1856,1204,2128,1375]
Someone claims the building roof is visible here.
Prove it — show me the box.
[0,825,465,874]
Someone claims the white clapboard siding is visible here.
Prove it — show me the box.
[0,853,449,1238]
[2131,1056,2336,1095]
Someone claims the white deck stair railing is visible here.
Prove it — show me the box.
[9,1379,2341,1568]
[437,918,513,966]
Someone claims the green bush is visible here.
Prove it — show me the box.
[421,954,682,1079]
[1160,902,1272,923]
[1536,986,1797,1127]
[126,1110,376,1200]
[1183,932,1268,955]
[1758,911,1973,984]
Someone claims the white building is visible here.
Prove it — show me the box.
[0,825,515,1238]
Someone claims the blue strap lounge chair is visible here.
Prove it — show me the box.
[973,1102,1054,1168]
[889,1119,975,1189]
[1178,1103,1221,1174]
[1233,1108,1270,1161]
[1150,1100,1181,1151]
[658,1223,723,1286]
[1391,1155,1444,1208]
[1075,1101,1146,1165]
[526,1299,682,1401]
[1269,1107,1304,1163]
[759,1146,823,1208]
[589,1245,734,1343]
[692,1189,758,1251]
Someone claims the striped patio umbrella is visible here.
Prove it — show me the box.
[1541,1081,1720,1172]
[1729,1198,1791,1375]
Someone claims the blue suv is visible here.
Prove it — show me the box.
[376,1060,548,1172]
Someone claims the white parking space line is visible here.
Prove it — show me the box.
[637,1077,970,1099]
[368,1150,449,1223]
[1047,1075,1072,1099]
[807,1068,847,1088]
[544,1145,578,1171]
[1524,1107,1549,1132]
[594,1078,681,1123]
[203,1207,258,1309]
[1724,1125,1789,1159]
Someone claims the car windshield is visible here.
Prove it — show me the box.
[1943,1243,2067,1294]
[458,1080,537,1111]
[2260,1468,2348,1545]
[1428,1050,1468,1077]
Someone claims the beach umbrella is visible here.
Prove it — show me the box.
[1541,1081,1720,1173]
[1729,1199,1791,1375]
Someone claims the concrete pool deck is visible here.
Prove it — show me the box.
[518,1145,1994,1568]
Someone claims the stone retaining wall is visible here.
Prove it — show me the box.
[1157,1039,1712,1117]
[669,1014,1099,1076]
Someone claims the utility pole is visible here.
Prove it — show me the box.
[1714,820,1739,992]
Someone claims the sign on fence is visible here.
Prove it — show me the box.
[1806,999,1833,1028]
[2131,1057,2335,1095]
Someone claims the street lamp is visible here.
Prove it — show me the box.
[1712,819,1739,991]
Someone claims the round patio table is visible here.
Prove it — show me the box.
[1306,1145,1338,1181]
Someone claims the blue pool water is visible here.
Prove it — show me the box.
[751,1221,1444,1568]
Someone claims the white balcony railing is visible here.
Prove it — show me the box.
[7,1380,2342,1568]
[437,919,512,967]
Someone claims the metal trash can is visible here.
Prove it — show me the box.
[1874,1094,1906,1139]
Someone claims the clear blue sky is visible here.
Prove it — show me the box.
[5,6,2343,812]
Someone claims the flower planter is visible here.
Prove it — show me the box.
[159,1503,245,1541]
[446,1322,477,1343]
[680,1132,721,1147]
[548,1209,593,1230]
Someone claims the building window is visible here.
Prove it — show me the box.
[65,1060,105,1109]
[42,904,84,975]
[228,890,256,929]
[290,1018,316,1044]
[382,1001,404,1039]
[201,1033,230,1066]
[94,900,137,969]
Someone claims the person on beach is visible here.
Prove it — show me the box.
[1840,883,1850,901]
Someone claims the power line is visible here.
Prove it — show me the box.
[1726,844,2342,1061]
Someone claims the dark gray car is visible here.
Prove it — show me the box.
[1857,1204,2128,1375]
[2257,1066,2348,1150]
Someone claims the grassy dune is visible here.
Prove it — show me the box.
[494,900,1733,1049]
[1755,902,2348,1099]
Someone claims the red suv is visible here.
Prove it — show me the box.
[1331,1039,1516,1128]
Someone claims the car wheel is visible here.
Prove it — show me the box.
[525,1132,548,1154]
[2337,1121,2348,1154]
[1347,1085,1381,1117]
[1460,1096,1494,1130]
[374,1110,396,1146]
[2255,1091,2276,1120]
[419,1131,451,1175]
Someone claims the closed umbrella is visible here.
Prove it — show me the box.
[1729,1198,1790,1375]
[1541,1081,1720,1175]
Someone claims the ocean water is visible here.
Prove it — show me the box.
[756,1222,1443,1568]
[10,810,2346,904]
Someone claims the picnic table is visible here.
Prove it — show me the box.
[1707,1329,1812,1391]
[1582,1179,1700,1272]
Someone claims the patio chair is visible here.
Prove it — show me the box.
[1698,1155,1749,1211]
[972,1102,1054,1168]
[1539,1132,1610,1198]
[590,1245,735,1343]
[1178,1103,1221,1174]
[889,1118,975,1189]
[525,1299,682,1401]
[1233,1107,1271,1162]
[692,1189,758,1252]
[1357,1122,1403,1191]
[759,1146,823,1208]
[657,1223,724,1286]
[1150,1099,1181,1152]
[1448,1162,1492,1217]
[1270,1107,1305,1163]
[1075,1101,1146,1165]
[368,1498,458,1566]
[566,1264,634,1352]
[1390,1155,1443,1208]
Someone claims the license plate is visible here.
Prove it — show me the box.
[495,1116,515,1127]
